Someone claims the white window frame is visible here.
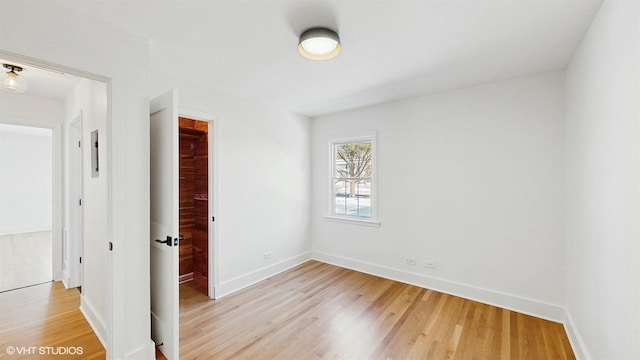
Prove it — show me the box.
[325,134,380,227]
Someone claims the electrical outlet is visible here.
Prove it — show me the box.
[263,252,272,260]
[404,258,416,266]
[424,260,435,269]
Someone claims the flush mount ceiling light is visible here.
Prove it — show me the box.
[298,27,341,61]
[1,64,28,93]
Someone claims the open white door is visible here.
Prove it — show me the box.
[150,89,180,360]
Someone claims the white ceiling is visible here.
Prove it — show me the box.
[13,0,603,117]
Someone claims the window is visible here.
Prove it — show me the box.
[330,136,377,224]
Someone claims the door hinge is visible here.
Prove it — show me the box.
[79,198,82,206]
[212,216,215,222]
[79,257,82,264]
[78,141,81,148]
[108,242,113,251]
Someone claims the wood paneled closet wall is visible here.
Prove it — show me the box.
[178,117,208,291]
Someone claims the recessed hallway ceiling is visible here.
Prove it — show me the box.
[73,0,601,117]
[0,58,80,100]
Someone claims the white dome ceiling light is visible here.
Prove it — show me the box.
[298,27,341,61]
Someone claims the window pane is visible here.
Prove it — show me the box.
[334,179,347,215]
[333,140,373,218]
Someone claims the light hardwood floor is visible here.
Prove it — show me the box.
[0,281,105,359]
[179,261,575,359]
[0,262,575,359]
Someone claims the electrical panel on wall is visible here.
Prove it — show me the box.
[91,130,99,177]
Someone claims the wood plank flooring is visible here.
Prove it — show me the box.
[0,282,105,359]
[0,262,574,359]
[179,261,575,359]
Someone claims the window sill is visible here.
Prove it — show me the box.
[324,216,381,227]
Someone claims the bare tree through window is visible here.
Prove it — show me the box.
[333,139,373,218]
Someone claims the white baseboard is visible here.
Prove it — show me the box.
[312,251,565,323]
[79,295,107,348]
[123,340,156,360]
[563,309,591,360]
[215,252,312,299]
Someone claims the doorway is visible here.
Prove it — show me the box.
[0,52,110,353]
[150,90,219,359]
[178,117,209,295]
[0,124,53,292]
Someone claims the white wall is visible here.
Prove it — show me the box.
[1,3,152,359]
[0,125,52,235]
[0,91,65,280]
[564,1,640,359]
[0,91,64,235]
[312,73,566,320]
[151,70,312,297]
[0,91,65,125]
[65,78,109,343]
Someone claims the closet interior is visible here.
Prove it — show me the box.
[178,117,208,294]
